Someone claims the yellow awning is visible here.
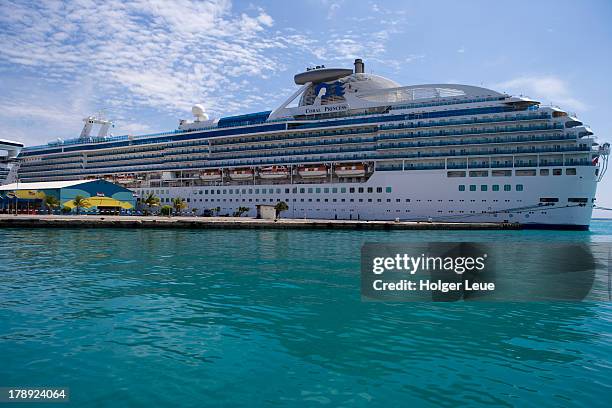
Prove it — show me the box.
[63,196,133,209]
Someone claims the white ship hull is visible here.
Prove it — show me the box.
[135,166,597,229]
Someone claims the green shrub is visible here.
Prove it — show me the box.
[160,205,173,216]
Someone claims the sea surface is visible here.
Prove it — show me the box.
[1,220,611,407]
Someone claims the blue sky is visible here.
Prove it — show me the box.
[1,0,611,214]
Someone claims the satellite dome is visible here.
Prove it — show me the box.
[191,104,209,121]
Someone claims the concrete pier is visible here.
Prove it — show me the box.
[0,214,522,230]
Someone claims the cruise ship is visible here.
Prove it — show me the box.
[12,59,610,229]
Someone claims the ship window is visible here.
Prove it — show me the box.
[540,197,559,203]
[516,184,523,191]
[516,169,536,176]
[540,169,549,176]
[271,189,276,194]
[349,188,355,193]
[469,171,488,177]
[358,187,364,193]
[293,188,297,193]
[255,189,259,194]
[386,187,392,193]
[308,188,314,193]
[504,184,511,191]
[481,185,488,191]
[492,170,512,177]
[300,188,305,193]
[492,185,499,191]
[568,197,588,203]
[341,188,346,193]
[332,188,338,193]
[324,188,329,193]
[367,187,374,193]
[566,168,576,175]
[314,188,319,193]
[242,189,247,194]
[459,185,465,191]
[469,185,476,191]
[447,171,466,178]
[553,169,562,176]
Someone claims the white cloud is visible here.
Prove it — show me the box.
[494,76,587,112]
[0,0,402,144]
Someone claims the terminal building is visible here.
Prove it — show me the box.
[0,179,136,214]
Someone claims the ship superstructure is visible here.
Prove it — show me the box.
[15,59,609,228]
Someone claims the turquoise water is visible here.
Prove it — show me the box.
[1,221,611,407]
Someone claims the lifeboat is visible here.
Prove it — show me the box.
[200,169,222,181]
[116,175,134,184]
[259,166,289,179]
[298,165,328,178]
[334,163,366,177]
[229,168,254,181]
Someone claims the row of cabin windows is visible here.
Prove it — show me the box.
[459,184,523,192]
[143,186,394,196]
[447,168,577,178]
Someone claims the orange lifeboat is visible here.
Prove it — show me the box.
[259,165,289,179]
[229,168,254,181]
[334,163,366,177]
[298,165,328,178]
[116,174,134,184]
[200,169,222,181]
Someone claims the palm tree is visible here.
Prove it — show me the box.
[160,205,172,216]
[172,197,187,215]
[143,193,160,215]
[43,195,60,215]
[274,201,289,219]
[72,195,89,215]
[233,206,250,217]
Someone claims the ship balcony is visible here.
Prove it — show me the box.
[380,112,551,131]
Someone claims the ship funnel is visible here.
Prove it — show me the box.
[354,58,364,74]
